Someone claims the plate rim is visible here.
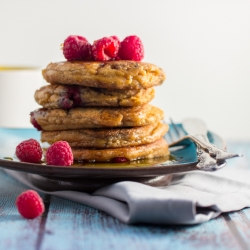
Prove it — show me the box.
[0,158,198,178]
[0,127,224,178]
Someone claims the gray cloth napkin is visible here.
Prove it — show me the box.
[4,164,250,225]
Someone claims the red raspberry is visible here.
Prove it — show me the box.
[110,36,121,60]
[16,190,45,219]
[46,141,73,166]
[92,36,120,61]
[63,35,93,61]
[119,35,144,61]
[110,36,120,46]
[16,139,42,163]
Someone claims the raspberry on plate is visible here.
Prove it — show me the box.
[46,141,73,166]
[15,139,42,163]
[119,35,144,61]
[63,35,92,61]
[16,190,45,219]
[92,36,120,61]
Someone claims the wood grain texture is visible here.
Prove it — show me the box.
[222,212,250,250]
[0,169,44,250]
[39,199,242,250]
[0,140,249,250]
[224,141,250,250]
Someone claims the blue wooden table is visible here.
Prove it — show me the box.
[0,129,250,250]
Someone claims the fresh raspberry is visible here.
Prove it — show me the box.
[119,35,144,61]
[16,139,42,163]
[30,111,42,131]
[92,36,120,61]
[63,35,93,61]
[110,36,120,46]
[110,36,121,60]
[46,141,73,166]
[16,190,45,219]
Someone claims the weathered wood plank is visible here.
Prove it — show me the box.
[39,195,240,250]
[222,141,250,249]
[0,169,44,250]
[224,210,250,250]
[0,135,249,250]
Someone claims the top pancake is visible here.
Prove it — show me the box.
[42,60,166,90]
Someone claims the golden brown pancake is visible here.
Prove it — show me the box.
[30,104,164,131]
[42,61,166,90]
[41,122,168,148]
[71,138,169,162]
[35,84,155,109]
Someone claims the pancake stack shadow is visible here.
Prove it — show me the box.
[30,60,170,163]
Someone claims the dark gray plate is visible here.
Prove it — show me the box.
[0,125,224,179]
[0,125,225,192]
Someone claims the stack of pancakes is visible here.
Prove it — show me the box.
[30,60,169,162]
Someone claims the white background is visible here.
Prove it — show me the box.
[0,0,249,140]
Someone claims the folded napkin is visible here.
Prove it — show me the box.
[4,159,250,225]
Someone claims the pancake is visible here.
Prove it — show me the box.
[41,122,168,148]
[71,138,169,162]
[42,60,166,90]
[35,84,155,109]
[30,104,164,131]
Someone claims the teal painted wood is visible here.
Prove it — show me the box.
[40,197,240,250]
[225,210,250,249]
[224,141,250,249]
[0,169,242,250]
[0,135,250,250]
[0,169,45,250]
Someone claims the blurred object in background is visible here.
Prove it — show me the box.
[0,67,46,128]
